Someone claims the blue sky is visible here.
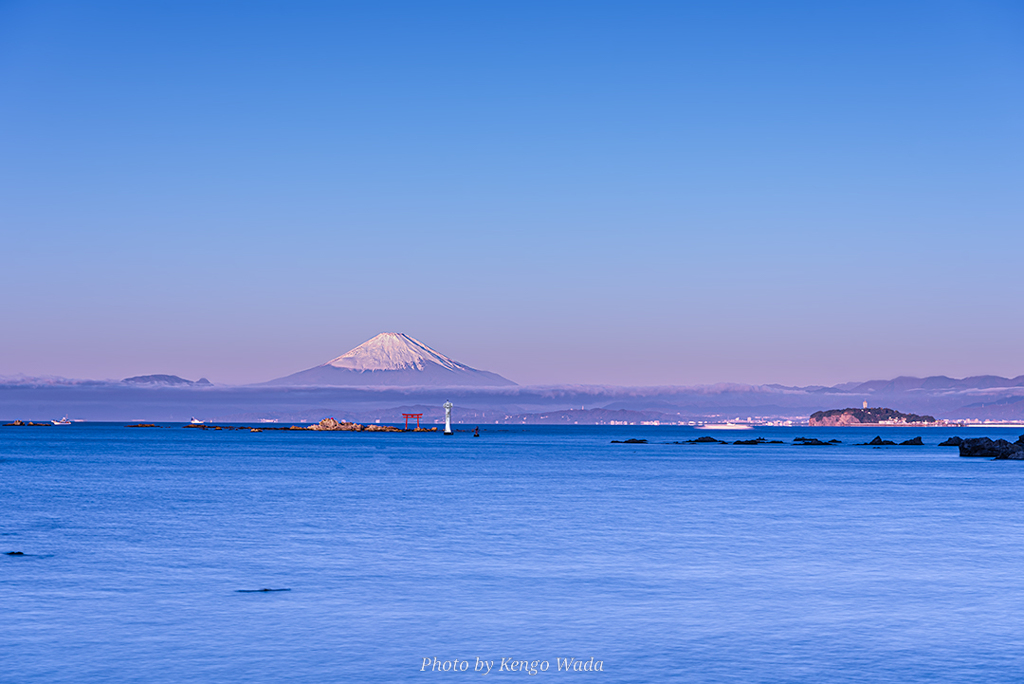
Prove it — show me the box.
[1,1,1022,386]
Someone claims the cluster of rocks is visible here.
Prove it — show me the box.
[3,420,50,426]
[612,433,1024,459]
[793,437,841,446]
[942,435,1024,459]
[307,417,403,432]
[858,436,924,446]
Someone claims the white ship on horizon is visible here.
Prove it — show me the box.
[702,422,753,430]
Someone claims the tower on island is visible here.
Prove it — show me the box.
[444,401,453,435]
[863,401,868,409]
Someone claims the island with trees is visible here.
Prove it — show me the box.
[809,407,936,426]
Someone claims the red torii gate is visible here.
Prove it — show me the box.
[402,413,423,430]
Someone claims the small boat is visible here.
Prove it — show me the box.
[52,416,72,425]
[190,417,204,425]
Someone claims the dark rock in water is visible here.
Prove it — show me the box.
[5,551,25,556]
[691,436,723,443]
[795,438,833,446]
[938,437,963,447]
[829,439,842,443]
[958,437,1024,459]
[900,437,924,446]
[237,588,291,593]
[611,438,647,444]
[864,436,896,446]
[734,438,767,445]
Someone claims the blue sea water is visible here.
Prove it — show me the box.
[2,424,1024,683]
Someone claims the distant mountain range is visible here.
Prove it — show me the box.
[822,375,1024,393]
[123,374,211,387]
[3,344,1024,421]
[263,333,516,387]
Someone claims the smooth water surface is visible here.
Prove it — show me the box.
[2,424,1024,682]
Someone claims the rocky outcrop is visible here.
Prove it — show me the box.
[958,437,1024,459]
[938,437,963,447]
[900,437,924,445]
[863,436,897,446]
[306,417,401,432]
[364,424,403,432]
[307,417,361,431]
[809,407,935,426]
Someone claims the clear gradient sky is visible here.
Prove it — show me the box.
[1,1,1022,386]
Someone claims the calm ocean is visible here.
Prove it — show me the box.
[2,424,1023,683]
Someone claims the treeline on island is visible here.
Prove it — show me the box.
[809,407,935,426]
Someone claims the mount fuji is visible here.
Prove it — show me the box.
[265,333,516,387]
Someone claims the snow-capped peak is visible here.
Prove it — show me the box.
[322,333,471,372]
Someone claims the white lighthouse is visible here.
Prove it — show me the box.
[443,401,453,435]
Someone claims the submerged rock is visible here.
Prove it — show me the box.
[690,436,723,443]
[900,437,924,445]
[612,438,647,444]
[864,436,897,446]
